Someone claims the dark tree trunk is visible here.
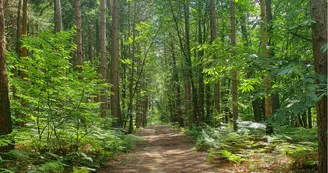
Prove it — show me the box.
[171,41,183,126]
[252,99,261,122]
[309,0,327,172]
[308,108,312,128]
[0,0,13,152]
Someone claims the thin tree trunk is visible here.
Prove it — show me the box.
[210,0,220,117]
[17,0,28,127]
[309,0,327,172]
[197,0,204,124]
[308,107,312,128]
[16,0,22,54]
[128,1,136,133]
[75,0,82,71]
[171,40,183,126]
[230,0,238,131]
[88,24,93,62]
[0,0,13,152]
[110,0,122,127]
[100,0,107,117]
[14,0,22,119]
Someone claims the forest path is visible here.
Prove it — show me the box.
[99,124,229,173]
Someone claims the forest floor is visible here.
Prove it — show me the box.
[98,124,318,173]
[99,124,232,173]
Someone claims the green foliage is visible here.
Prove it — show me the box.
[40,161,65,173]
[186,123,318,171]
[73,166,89,173]
[2,29,137,172]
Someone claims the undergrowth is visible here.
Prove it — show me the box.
[185,123,318,172]
[0,128,141,173]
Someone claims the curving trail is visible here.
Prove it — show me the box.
[98,124,229,173]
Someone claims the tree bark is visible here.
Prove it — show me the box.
[17,0,28,127]
[110,0,122,127]
[88,24,93,62]
[210,0,221,117]
[230,0,238,131]
[309,0,327,172]
[171,40,183,127]
[75,0,82,71]
[128,0,136,133]
[100,0,107,117]
[54,0,62,32]
[0,0,13,152]
[308,107,312,128]
[197,0,204,124]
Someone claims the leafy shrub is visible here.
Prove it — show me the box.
[1,29,138,172]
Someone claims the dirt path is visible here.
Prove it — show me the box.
[99,124,229,173]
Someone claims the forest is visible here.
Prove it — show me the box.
[0,0,327,172]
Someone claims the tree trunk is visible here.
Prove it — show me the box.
[17,0,28,127]
[75,0,82,71]
[54,0,62,32]
[100,0,107,117]
[210,0,221,117]
[16,0,22,54]
[110,0,122,127]
[260,0,272,119]
[308,107,312,128]
[88,24,93,62]
[230,0,238,131]
[128,1,136,133]
[197,0,204,124]
[171,40,183,127]
[0,0,13,152]
[309,0,327,172]
[183,0,193,125]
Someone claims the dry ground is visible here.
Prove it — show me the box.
[98,124,233,173]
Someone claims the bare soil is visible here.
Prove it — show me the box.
[98,124,231,173]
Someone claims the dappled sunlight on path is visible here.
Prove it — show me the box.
[98,124,230,173]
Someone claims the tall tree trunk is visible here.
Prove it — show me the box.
[54,0,62,32]
[266,0,280,114]
[184,0,200,125]
[260,0,272,119]
[21,0,27,57]
[16,0,22,54]
[88,24,93,62]
[128,1,136,133]
[17,0,28,127]
[309,0,327,172]
[0,0,13,152]
[230,0,238,131]
[210,0,220,118]
[14,0,22,119]
[100,0,107,117]
[75,0,82,71]
[110,0,122,127]
[171,40,183,127]
[197,0,204,124]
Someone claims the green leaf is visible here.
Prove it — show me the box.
[320,43,328,53]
